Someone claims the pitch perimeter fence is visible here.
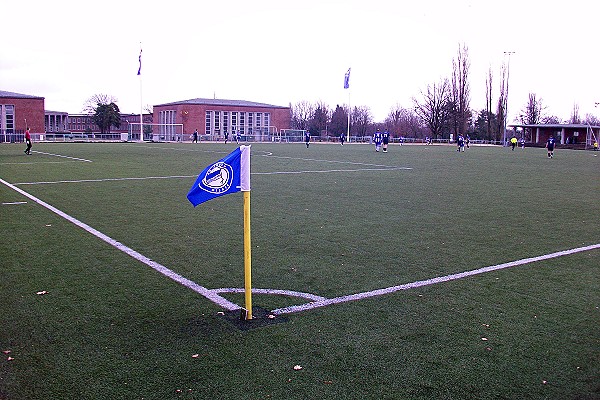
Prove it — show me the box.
[2,129,506,146]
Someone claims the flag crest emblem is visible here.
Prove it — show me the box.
[200,162,234,194]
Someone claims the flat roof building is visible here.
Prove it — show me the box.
[153,98,291,141]
[0,90,45,142]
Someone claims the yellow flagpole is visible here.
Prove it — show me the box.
[243,190,252,320]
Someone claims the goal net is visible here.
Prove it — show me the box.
[275,129,306,143]
[128,123,184,142]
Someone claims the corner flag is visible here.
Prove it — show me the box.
[344,68,351,89]
[187,146,251,206]
[187,145,253,319]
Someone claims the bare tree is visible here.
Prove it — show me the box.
[450,43,471,138]
[496,61,508,143]
[291,101,314,130]
[584,113,600,125]
[521,93,544,124]
[351,106,373,137]
[413,78,451,139]
[541,115,561,124]
[83,94,118,114]
[569,103,581,124]
[519,93,545,141]
[485,66,494,139]
[385,104,424,138]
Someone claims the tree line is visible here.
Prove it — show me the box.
[291,44,600,142]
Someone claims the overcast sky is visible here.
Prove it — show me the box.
[2,0,598,123]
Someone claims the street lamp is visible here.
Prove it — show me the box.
[503,51,515,146]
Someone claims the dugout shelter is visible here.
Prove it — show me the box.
[509,123,600,149]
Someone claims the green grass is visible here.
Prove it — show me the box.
[1,142,598,399]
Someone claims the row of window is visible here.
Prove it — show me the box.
[0,104,15,133]
[205,111,270,135]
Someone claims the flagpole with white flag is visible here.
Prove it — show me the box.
[344,68,351,142]
[187,145,253,319]
[138,45,143,142]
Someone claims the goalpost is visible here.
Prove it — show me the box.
[277,129,306,143]
[128,123,184,142]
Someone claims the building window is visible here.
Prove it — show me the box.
[255,113,261,130]
[240,112,246,134]
[5,105,14,133]
[205,111,211,135]
[231,112,238,133]
[214,111,220,134]
[223,112,229,134]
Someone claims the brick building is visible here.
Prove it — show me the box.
[0,90,45,142]
[153,98,291,141]
[2,89,291,142]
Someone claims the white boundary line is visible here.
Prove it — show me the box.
[0,177,240,311]
[2,201,28,205]
[0,161,84,165]
[13,168,408,186]
[30,150,93,163]
[14,175,196,186]
[270,243,600,315]
[2,175,599,316]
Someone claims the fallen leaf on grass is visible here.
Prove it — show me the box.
[481,337,488,341]
[7,357,14,361]
[293,365,302,370]
[191,354,199,358]
[36,291,49,295]
[2,350,10,354]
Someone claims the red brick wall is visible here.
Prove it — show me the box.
[0,97,45,134]
[153,103,291,135]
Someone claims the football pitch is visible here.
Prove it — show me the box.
[1,142,598,399]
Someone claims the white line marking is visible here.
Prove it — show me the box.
[31,150,93,163]
[270,243,600,315]
[0,161,84,165]
[215,287,327,302]
[260,154,401,169]
[253,167,411,175]
[2,201,28,205]
[15,175,196,185]
[0,177,240,311]
[3,172,598,316]
[14,168,407,185]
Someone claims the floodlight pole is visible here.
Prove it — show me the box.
[503,51,515,147]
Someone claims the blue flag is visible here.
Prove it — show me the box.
[344,68,351,89]
[187,146,251,207]
[137,49,142,76]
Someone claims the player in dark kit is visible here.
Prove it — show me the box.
[304,130,310,148]
[546,136,556,158]
[382,130,390,152]
[373,128,383,152]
